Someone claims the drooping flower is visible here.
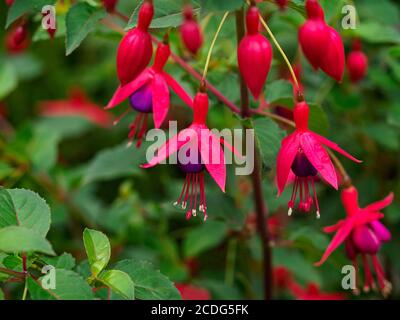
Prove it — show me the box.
[116,0,153,85]
[175,283,210,300]
[106,40,193,147]
[274,266,345,300]
[180,4,203,55]
[141,89,239,220]
[40,88,112,127]
[102,0,118,13]
[347,39,368,83]
[276,100,361,218]
[299,0,344,82]
[316,186,393,295]
[237,4,273,99]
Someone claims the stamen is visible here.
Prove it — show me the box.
[200,172,208,221]
[362,254,374,292]
[371,255,386,291]
[175,175,190,206]
[136,114,148,148]
[352,258,360,295]
[113,108,130,126]
[193,174,198,216]
[311,178,321,219]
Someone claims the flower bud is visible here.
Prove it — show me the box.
[180,5,203,55]
[237,5,272,99]
[116,1,153,84]
[346,40,368,83]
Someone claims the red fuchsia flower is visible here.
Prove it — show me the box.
[141,89,239,221]
[102,0,118,13]
[347,40,368,83]
[5,0,14,6]
[180,5,203,55]
[299,0,345,82]
[106,40,193,147]
[40,88,112,127]
[238,4,273,100]
[276,100,361,218]
[5,24,30,54]
[274,266,345,300]
[175,283,210,300]
[316,186,394,295]
[116,0,153,85]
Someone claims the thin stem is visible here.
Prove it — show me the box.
[22,279,28,300]
[225,238,238,286]
[236,8,272,300]
[257,9,300,91]
[202,11,229,80]
[0,267,26,278]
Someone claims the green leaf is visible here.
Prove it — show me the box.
[199,0,244,12]
[127,0,201,29]
[364,124,399,151]
[307,103,329,135]
[0,62,18,100]
[83,143,143,184]
[65,3,106,55]
[253,117,286,169]
[265,80,294,107]
[0,226,55,255]
[0,188,51,237]
[28,269,94,300]
[0,162,14,180]
[6,0,57,28]
[183,221,228,258]
[42,252,76,270]
[0,288,4,300]
[83,228,111,277]
[349,22,400,44]
[98,270,135,300]
[114,259,181,300]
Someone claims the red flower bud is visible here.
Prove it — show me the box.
[237,5,272,99]
[5,0,14,6]
[346,40,368,83]
[299,0,329,70]
[180,5,203,54]
[116,1,153,85]
[299,0,345,82]
[319,26,345,82]
[102,0,118,13]
[5,24,30,54]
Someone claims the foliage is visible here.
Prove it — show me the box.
[0,0,399,300]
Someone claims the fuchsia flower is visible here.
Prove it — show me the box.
[316,186,394,295]
[40,88,112,127]
[274,266,345,300]
[180,5,203,55]
[276,100,361,218]
[141,89,238,221]
[347,39,368,83]
[5,0,14,6]
[116,0,153,85]
[238,4,273,99]
[299,0,345,82]
[175,283,210,300]
[5,24,30,54]
[106,40,193,147]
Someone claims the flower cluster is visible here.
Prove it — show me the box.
[103,0,393,297]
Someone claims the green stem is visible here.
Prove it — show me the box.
[202,11,230,80]
[225,238,238,286]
